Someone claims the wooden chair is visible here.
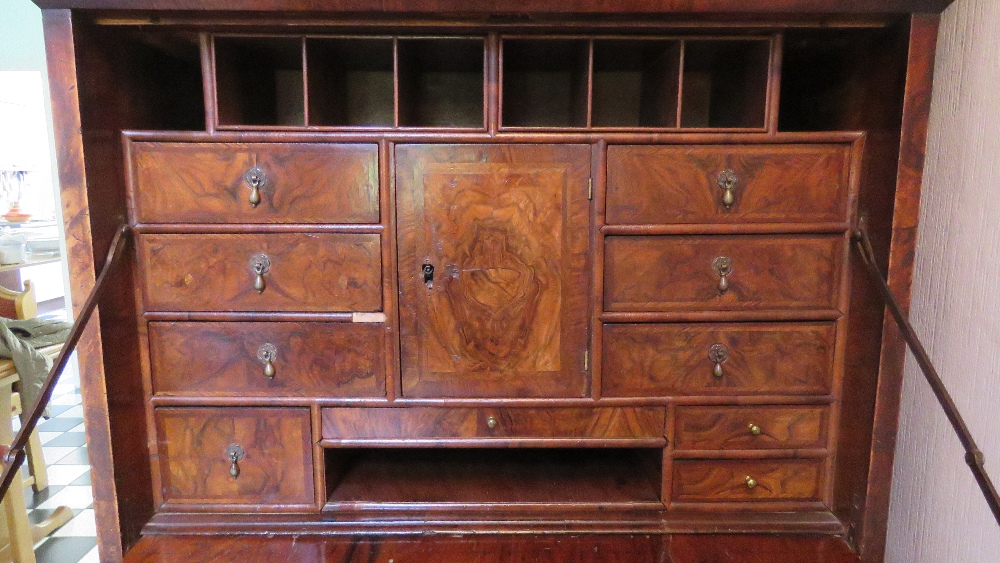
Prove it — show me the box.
[0,280,73,562]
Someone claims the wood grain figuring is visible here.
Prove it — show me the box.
[602,323,836,396]
[130,142,379,224]
[137,233,382,312]
[606,144,852,225]
[155,407,314,508]
[321,407,665,441]
[672,459,824,502]
[396,144,591,398]
[604,235,843,312]
[674,406,828,450]
[148,322,385,397]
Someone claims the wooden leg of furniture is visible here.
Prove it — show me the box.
[0,376,36,563]
[12,394,48,493]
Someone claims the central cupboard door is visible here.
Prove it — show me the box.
[397,145,591,398]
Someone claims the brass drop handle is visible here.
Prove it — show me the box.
[244,167,266,208]
[257,343,277,379]
[717,169,738,209]
[748,423,762,436]
[486,416,498,429]
[708,343,728,378]
[226,444,245,480]
[712,256,732,295]
[250,254,270,294]
[745,475,757,490]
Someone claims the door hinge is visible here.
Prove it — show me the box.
[587,178,593,200]
[584,349,590,371]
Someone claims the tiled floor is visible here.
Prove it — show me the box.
[20,390,99,563]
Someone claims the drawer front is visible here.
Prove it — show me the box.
[604,235,843,312]
[155,407,314,508]
[130,142,379,224]
[672,459,823,502]
[138,233,382,312]
[149,322,385,397]
[674,406,829,450]
[321,407,665,441]
[602,323,834,396]
[606,144,852,225]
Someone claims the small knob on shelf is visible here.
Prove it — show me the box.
[748,423,762,436]
[745,475,757,490]
[486,416,498,429]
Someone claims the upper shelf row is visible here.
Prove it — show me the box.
[213,35,775,131]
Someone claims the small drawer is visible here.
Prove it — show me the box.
[606,144,852,225]
[321,407,665,442]
[155,407,314,509]
[137,233,382,312]
[672,459,824,503]
[601,323,835,397]
[149,322,385,398]
[604,235,843,312]
[129,142,379,224]
[674,406,829,451]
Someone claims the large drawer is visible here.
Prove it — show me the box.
[321,407,665,443]
[673,406,829,451]
[149,322,385,397]
[604,235,843,312]
[601,323,835,396]
[129,142,379,224]
[137,233,382,312]
[155,407,314,509]
[672,459,824,503]
[606,144,852,225]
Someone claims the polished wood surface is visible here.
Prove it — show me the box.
[129,142,379,224]
[155,407,314,509]
[137,233,382,312]
[321,407,665,441]
[396,144,591,398]
[602,323,835,396]
[148,322,385,397]
[672,459,824,502]
[674,406,828,451]
[607,144,852,225]
[604,235,843,312]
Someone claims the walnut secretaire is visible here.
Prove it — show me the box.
[33,0,950,560]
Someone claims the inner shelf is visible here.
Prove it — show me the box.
[324,447,663,509]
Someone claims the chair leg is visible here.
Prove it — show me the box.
[0,383,36,563]
[11,393,48,494]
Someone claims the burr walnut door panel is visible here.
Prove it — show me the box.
[154,407,314,510]
[606,144,852,225]
[129,142,379,224]
[396,144,591,398]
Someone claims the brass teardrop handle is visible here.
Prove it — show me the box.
[745,475,757,490]
[250,253,270,294]
[257,343,277,380]
[244,167,266,208]
[717,169,738,210]
[226,444,245,479]
[708,343,728,378]
[748,423,762,436]
[712,256,732,295]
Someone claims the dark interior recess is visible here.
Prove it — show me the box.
[324,448,663,506]
[591,39,681,128]
[501,39,590,128]
[306,38,395,127]
[214,36,305,126]
[397,38,485,128]
[680,39,771,129]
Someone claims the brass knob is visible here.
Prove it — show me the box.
[250,254,270,294]
[748,423,762,436]
[745,475,757,490]
[708,343,728,378]
[244,167,266,208]
[257,343,277,380]
[717,169,738,210]
[712,256,732,295]
[486,416,498,429]
[226,444,245,479]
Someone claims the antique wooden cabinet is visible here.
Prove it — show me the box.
[33,0,953,560]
